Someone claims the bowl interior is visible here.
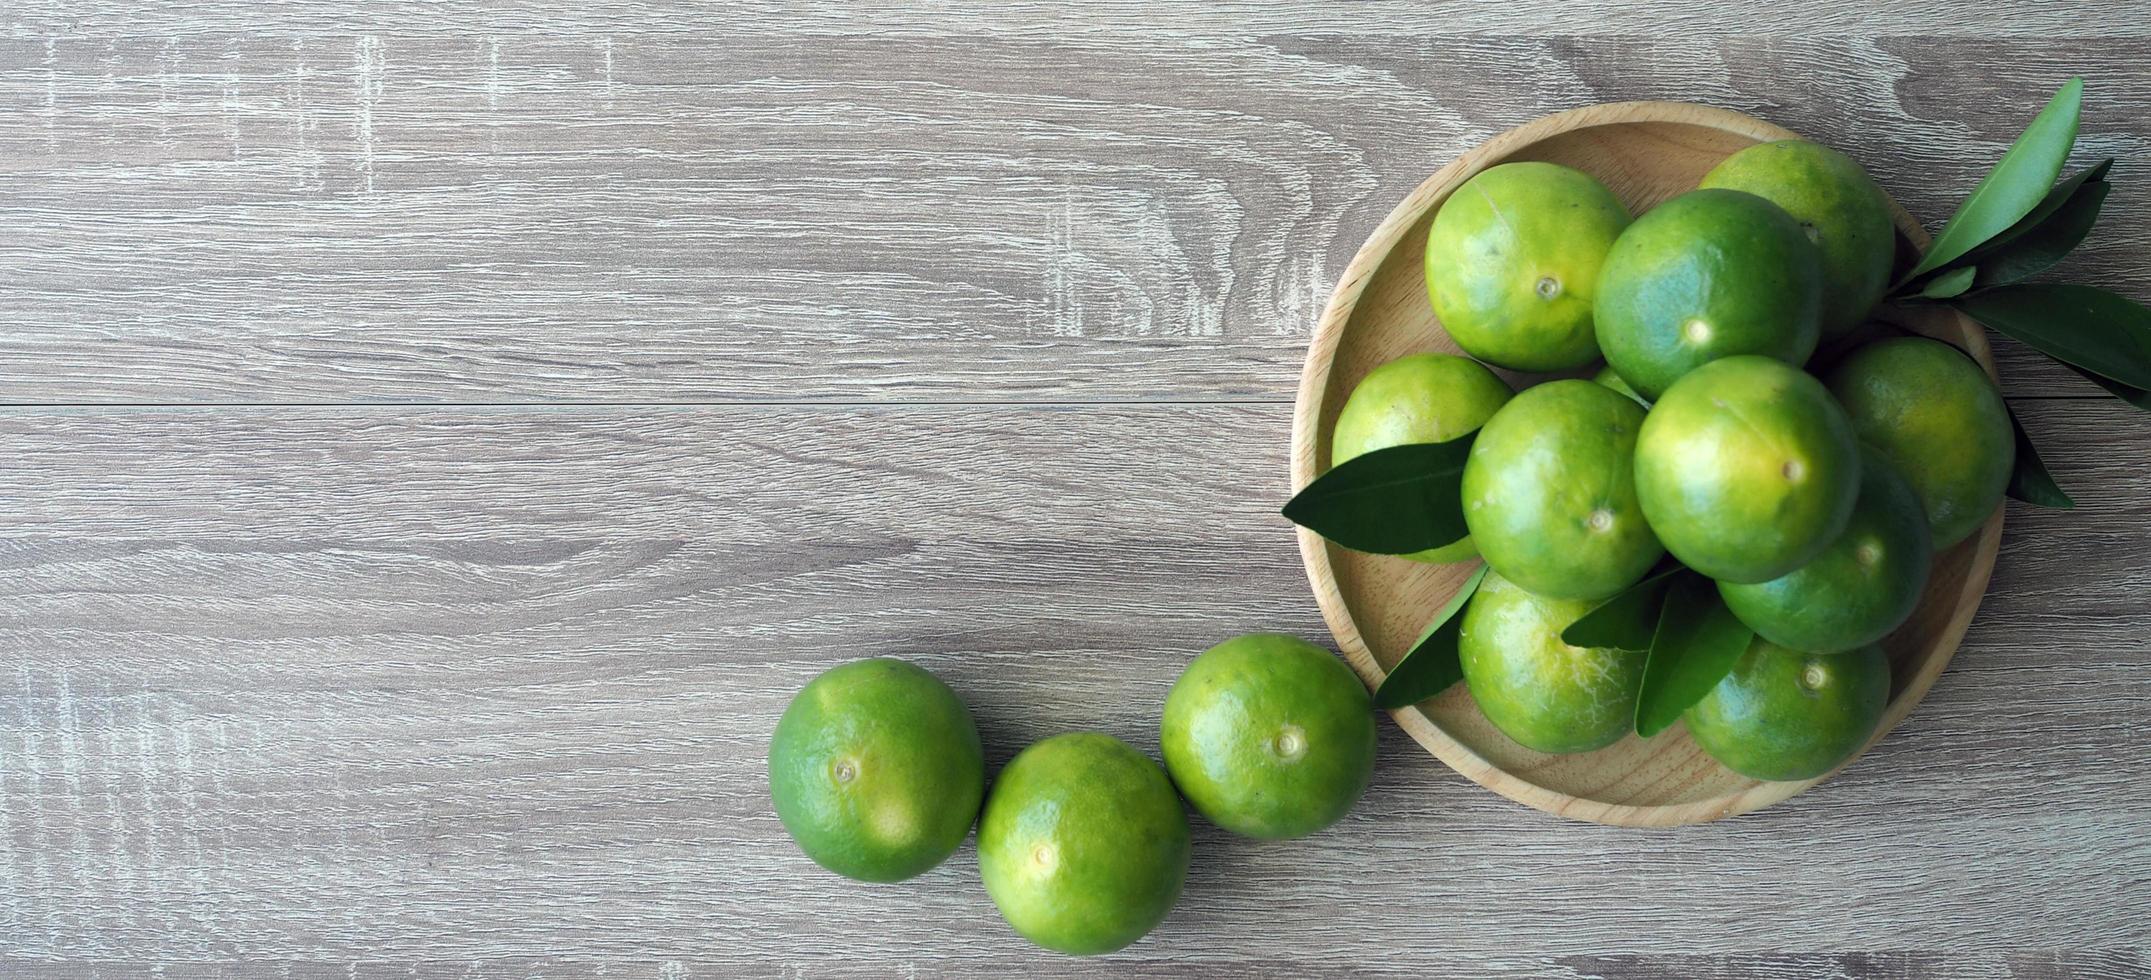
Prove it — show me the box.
[1299,106,2000,825]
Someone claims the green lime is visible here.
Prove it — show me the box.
[1458,571,1646,754]
[1426,162,1631,372]
[1825,336,2013,549]
[767,658,985,882]
[1699,140,1896,341]
[1684,638,1891,782]
[1332,353,1516,563]
[1591,363,1649,406]
[978,733,1190,956]
[1159,634,1376,840]
[1719,447,1933,654]
[1635,356,1861,584]
[1594,188,1824,398]
[1461,379,1663,601]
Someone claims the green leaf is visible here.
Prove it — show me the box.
[1373,565,1489,709]
[1559,558,1684,651]
[2006,404,2075,509]
[1957,159,2114,267]
[1904,77,2084,280]
[1917,266,1978,300]
[1952,284,2151,391]
[1634,573,1754,738]
[2065,361,2151,412]
[1974,180,2109,287]
[1284,436,1475,554]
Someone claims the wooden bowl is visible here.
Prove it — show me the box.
[1291,102,2002,826]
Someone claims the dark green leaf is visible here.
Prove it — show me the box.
[1899,163,2113,299]
[1917,266,1978,300]
[1904,77,2084,280]
[1283,436,1475,554]
[1560,558,1684,651]
[1952,284,2151,390]
[1973,181,2109,287]
[1373,565,1489,709]
[2065,361,2151,412]
[1635,573,1753,738]
[1956,159,2114,267]
[2006,404,2075,509]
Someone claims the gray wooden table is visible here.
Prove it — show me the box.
[2,4,2148,978]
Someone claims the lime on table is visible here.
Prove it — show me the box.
[1160,634,1377,840]
[1685,638,1891,782]
[1458,571,1646,754]
[1719,446,1934,654]
[1826,336,2014,549]
[1594,188,1824,398]
[1635,355,1861,584]
[978,733,1190,956]
[1700,140,1897,341]
[1426,161,1631,372]
[767,658,986,882]
[1332,353,1515,563]
[1462,378,1664,601]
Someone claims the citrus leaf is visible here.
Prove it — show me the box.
[2006,404,2075,509]
[1974,180,2110,287]
[1560,557,1684,651]
[1956,158,2114,267]
[1904,77,2084,281]
[2065,361,2151,412]
[1917,266,1978,300]
[1283,436,1475,554]
[1372,564,1489,709]
[1635,573,1753,738]
[1952,283,2151,391]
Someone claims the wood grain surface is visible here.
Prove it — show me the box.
[1,3,2147,977]
[2,30,2149,404]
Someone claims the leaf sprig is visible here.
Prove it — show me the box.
[1898,78,2084,283]
[1371,564,1488,708]
[1634,573,1753,738]
[1282,436,1475,555]
[1891,77,2151,503]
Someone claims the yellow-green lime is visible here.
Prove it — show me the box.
[977,733,1190,956]
[1462,379,1663,601]
[1719,447,1933,654]
[768,658,985,882]
[1635,356,1861,584]
[1594,188,1823,398]
[1426,162,1631,372]
[1700,140,1897,341]
[1159,634,1376,840]
[1825,336,2014,549]
[1332,353,1516,563]
[1684,638,1891,782]
[1458,571,1646,754]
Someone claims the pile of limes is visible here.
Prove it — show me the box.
[767,634,1378,955]
[766,139,2021,957]
[1341,140,2012,777]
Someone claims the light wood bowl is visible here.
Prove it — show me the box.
[1292,102,2002,826]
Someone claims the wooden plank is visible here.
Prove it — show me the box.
[1559,951,2151,980]
[9,1,2151,39]
[0,400,2143,971]
[0,950,2143,980]
[0,34,2145,403]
